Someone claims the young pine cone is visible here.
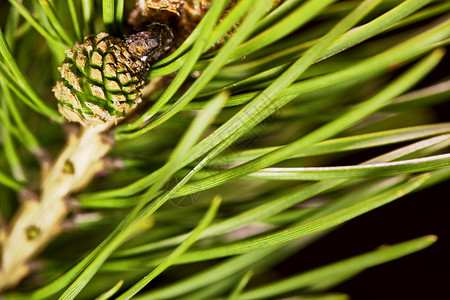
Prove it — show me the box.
[53,24,174,126]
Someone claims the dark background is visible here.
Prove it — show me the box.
[335,46,450,300]
[302,182,449,299]
[335,47,450,300]
[276,51,450,299]
[274,153,450,300]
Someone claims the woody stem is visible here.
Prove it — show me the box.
[0,123,114,291]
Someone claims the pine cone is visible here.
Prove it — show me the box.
[53,24,174,126]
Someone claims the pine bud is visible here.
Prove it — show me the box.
[142,0,183,16]
[53,24,173,126]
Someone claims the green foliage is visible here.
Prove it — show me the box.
[1,0,449,299]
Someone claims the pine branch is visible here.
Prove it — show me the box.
[0,123,114,291]
[0,0,449,298]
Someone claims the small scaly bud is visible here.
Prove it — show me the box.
[140,0,183,16]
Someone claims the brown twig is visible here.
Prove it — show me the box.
[0,123,114,291]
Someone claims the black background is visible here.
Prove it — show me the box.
[275,50,450,299]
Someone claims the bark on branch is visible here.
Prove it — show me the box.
[0,123,114,291]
